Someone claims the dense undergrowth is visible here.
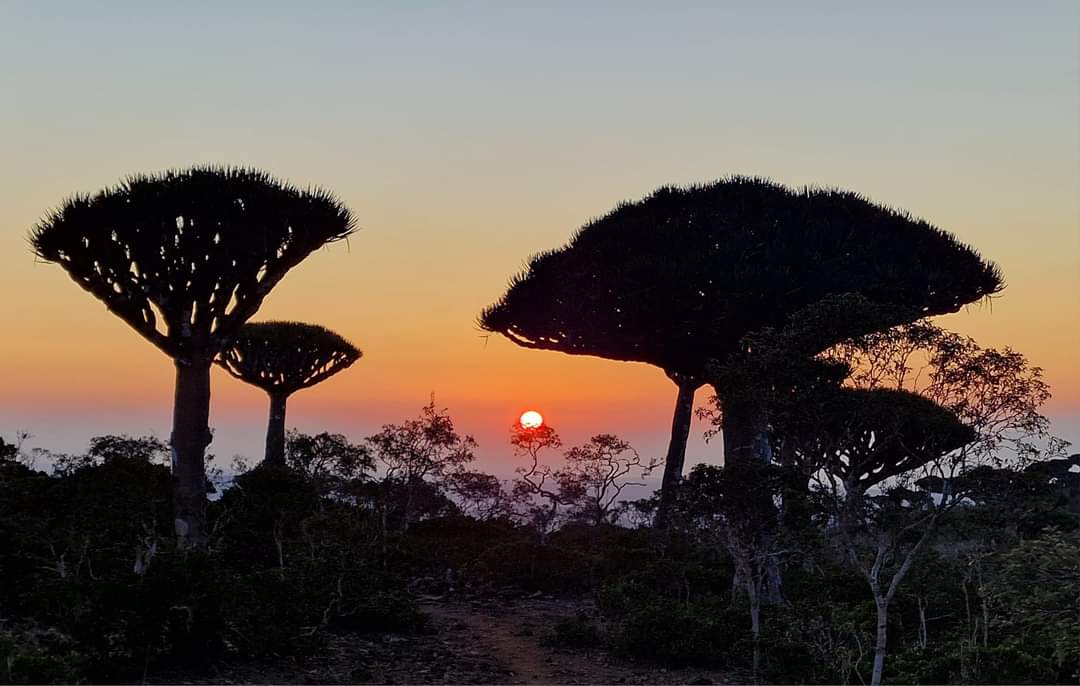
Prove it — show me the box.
[1,438,1078,684]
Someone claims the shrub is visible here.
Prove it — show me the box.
[612,597,748,667]
[548,613,603,648]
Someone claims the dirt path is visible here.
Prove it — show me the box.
[414,593,731,685]
[191,593,734,684]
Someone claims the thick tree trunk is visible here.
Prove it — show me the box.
[720,393,772,465]
[872,597,889,686]
[721,391,784,603]
[654,374,700,528]
[170,358,213,549]
[264,392,288,465]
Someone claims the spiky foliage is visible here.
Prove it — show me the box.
[480,176,1002,378]
[29,165,356,546]
[30,166,355,361]
[218,321,361,396]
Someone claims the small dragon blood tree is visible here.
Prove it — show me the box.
[218,321,361,465]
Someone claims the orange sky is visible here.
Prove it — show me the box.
[1,3,1077,473]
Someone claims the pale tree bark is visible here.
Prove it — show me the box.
[171,358,213,549]
[866,523,936,686]
[264,392,288,465]
[872,594,889,686]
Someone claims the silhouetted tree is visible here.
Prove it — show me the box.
[284,430,374,499]
[444,470,513,520]
[53,434,170,475]
[0,438,16,464]
[510,420,564,539]
[480,178,1001,524]
[30,166,355,547]
[557,434,657,525]
[368,398,477,531]
[218,322,361,465]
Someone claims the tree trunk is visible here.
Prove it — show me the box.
[872,597,889,686]
[722,391,784,603]
[746,571,762,682]
[655,374,700,528]
[264,392,288,465]
[720,392,772,465]
[170,358,213,549]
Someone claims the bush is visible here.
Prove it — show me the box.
[0,624,85,685]
[613,597,748,667]
[889,641,1060,685]
[548,613,603,648]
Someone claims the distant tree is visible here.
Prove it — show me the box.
[284,430,374,499]
[0,432,35,467]
[444,470,513,520]
[30,166,354,547]
[480,178,1001,525]
[53,434,170,475]
[557,434,657,526]
[218,322,361,465]
[0,437,18,463]
[509,420,564,539]
[87,434,169,465]
[367,398,477,530]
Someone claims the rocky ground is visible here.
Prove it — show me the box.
[193,591,736,685]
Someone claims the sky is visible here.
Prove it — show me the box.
[1,1,1077,478]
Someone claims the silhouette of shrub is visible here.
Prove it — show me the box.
[400,514,527,578]
[469,541,592,593]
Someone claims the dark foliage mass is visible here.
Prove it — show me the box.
[0,414,1076,684]
[480,177,1002,376]
[218,321,360,395]
[30,167,355,361]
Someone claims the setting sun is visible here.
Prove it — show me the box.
[519,410,544,429]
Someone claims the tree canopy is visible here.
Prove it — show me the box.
[777,387,977,491]
[480,177,1002,379]
[217,321,361,395]
[30,166,355,362]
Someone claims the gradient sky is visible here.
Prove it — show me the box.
[1,1,1077,477]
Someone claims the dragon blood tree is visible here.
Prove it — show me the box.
[479,177,1001,524]
[30,166,355,547]
[218,321,360,466]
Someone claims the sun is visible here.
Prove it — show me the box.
[519,410,544,429]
